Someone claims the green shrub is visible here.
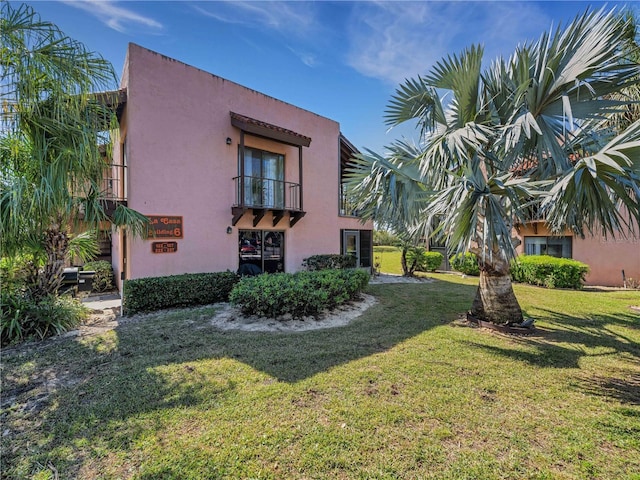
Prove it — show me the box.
[123,271,240,315]
[374,230,400,246]
[302,254,357,271]
[82,260,115,293]
[229,269,369,318]
[0,254,39,293]
[510,255,589,289]
[450,252,480,276]
[424,251,444,271]
[406,249,443,272]
[1,291,88,346]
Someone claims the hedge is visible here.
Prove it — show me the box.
[510,255,589,289]
[229,269,369,318]
[302,254,357,271]
[449,252,480,276]
[123,271,239,315]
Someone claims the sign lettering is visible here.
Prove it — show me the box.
[147,216,183,239]
[152,241,178,254]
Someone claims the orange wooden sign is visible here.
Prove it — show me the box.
[147,215,183,239]
[151,241,178,254]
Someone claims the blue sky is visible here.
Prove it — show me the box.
[23,0,636,152]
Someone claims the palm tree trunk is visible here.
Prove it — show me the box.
[470,256,523,324]
[34,226,70,298]
[401,246,409,276]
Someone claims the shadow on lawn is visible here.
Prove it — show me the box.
[4,278,639,477]
[464,308,639,368]
[579,372,640,405]
[1,280,477,476]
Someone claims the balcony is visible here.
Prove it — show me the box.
[339,183,360,217]
[100,163,127,217]
[232,175,305,227]
[515,202,546,234]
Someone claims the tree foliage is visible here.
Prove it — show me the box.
[1,3,147,297]
[347,7,640,323]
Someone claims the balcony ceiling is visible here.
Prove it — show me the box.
[230,112,311,147]
[92,88,127,122]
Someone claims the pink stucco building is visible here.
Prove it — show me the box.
[105,44,372,288]
[513,219,640,287]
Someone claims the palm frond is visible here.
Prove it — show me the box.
[423,45,484,128]
[67,231,100,263]
[543,119,640,236]
[384,76,444,136]
[112,206,150,239]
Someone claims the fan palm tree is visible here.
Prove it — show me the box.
[1,3,147,297]
[347,7,640,324]
[608,8,640,133]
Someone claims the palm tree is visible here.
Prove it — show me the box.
[1,3,147,297]
[608,8,640,132]
[347,7,640,324]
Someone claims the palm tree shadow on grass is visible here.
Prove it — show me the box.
[461,307,640,403]
[1,281,477,476]
[579,373,640,405]
[108,282,476,384]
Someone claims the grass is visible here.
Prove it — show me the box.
[2,275,640,479]
[373,245,438,277]
[373,245,405,275]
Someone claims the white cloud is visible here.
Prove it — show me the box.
[192,1,324,67]
[287,46,318,68]
[192,1,317,38]
[345,1,550,86]
[61,0,163,33]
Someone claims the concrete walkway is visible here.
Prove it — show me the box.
[81,293,121,311]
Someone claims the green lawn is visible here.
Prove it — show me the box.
[2,276,639,479]
[374,245,436,277]
[373,245,404,275]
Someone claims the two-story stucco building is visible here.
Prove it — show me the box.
[104,44,372,288]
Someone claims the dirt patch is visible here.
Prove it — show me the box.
[207,293,378,332]
[370,274,434,284]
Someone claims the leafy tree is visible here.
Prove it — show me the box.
[347,8,640,324]
[1,3,147,297]
[373,229,400,246]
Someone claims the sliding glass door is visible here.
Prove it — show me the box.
[241,147,284,208]
[238,230,285,273]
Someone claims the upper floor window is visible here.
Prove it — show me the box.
[524,236,572,258]
[239,147,284,208]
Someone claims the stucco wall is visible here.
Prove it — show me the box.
[116,44,371,279]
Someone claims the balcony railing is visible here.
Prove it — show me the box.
[101,163,127,202]
[522,202,545,222]
[339,183,360,217]
[233,176,301,211]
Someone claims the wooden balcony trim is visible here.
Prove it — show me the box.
[230,206,306,227]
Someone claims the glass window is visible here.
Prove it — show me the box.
[240,147,284,208]
[524,236,572,258]
[238,230,284,274]
[341,229,373,268]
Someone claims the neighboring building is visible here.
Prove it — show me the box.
[513,214,640,287]
[425,202,639,287]
[103,44,372,289]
